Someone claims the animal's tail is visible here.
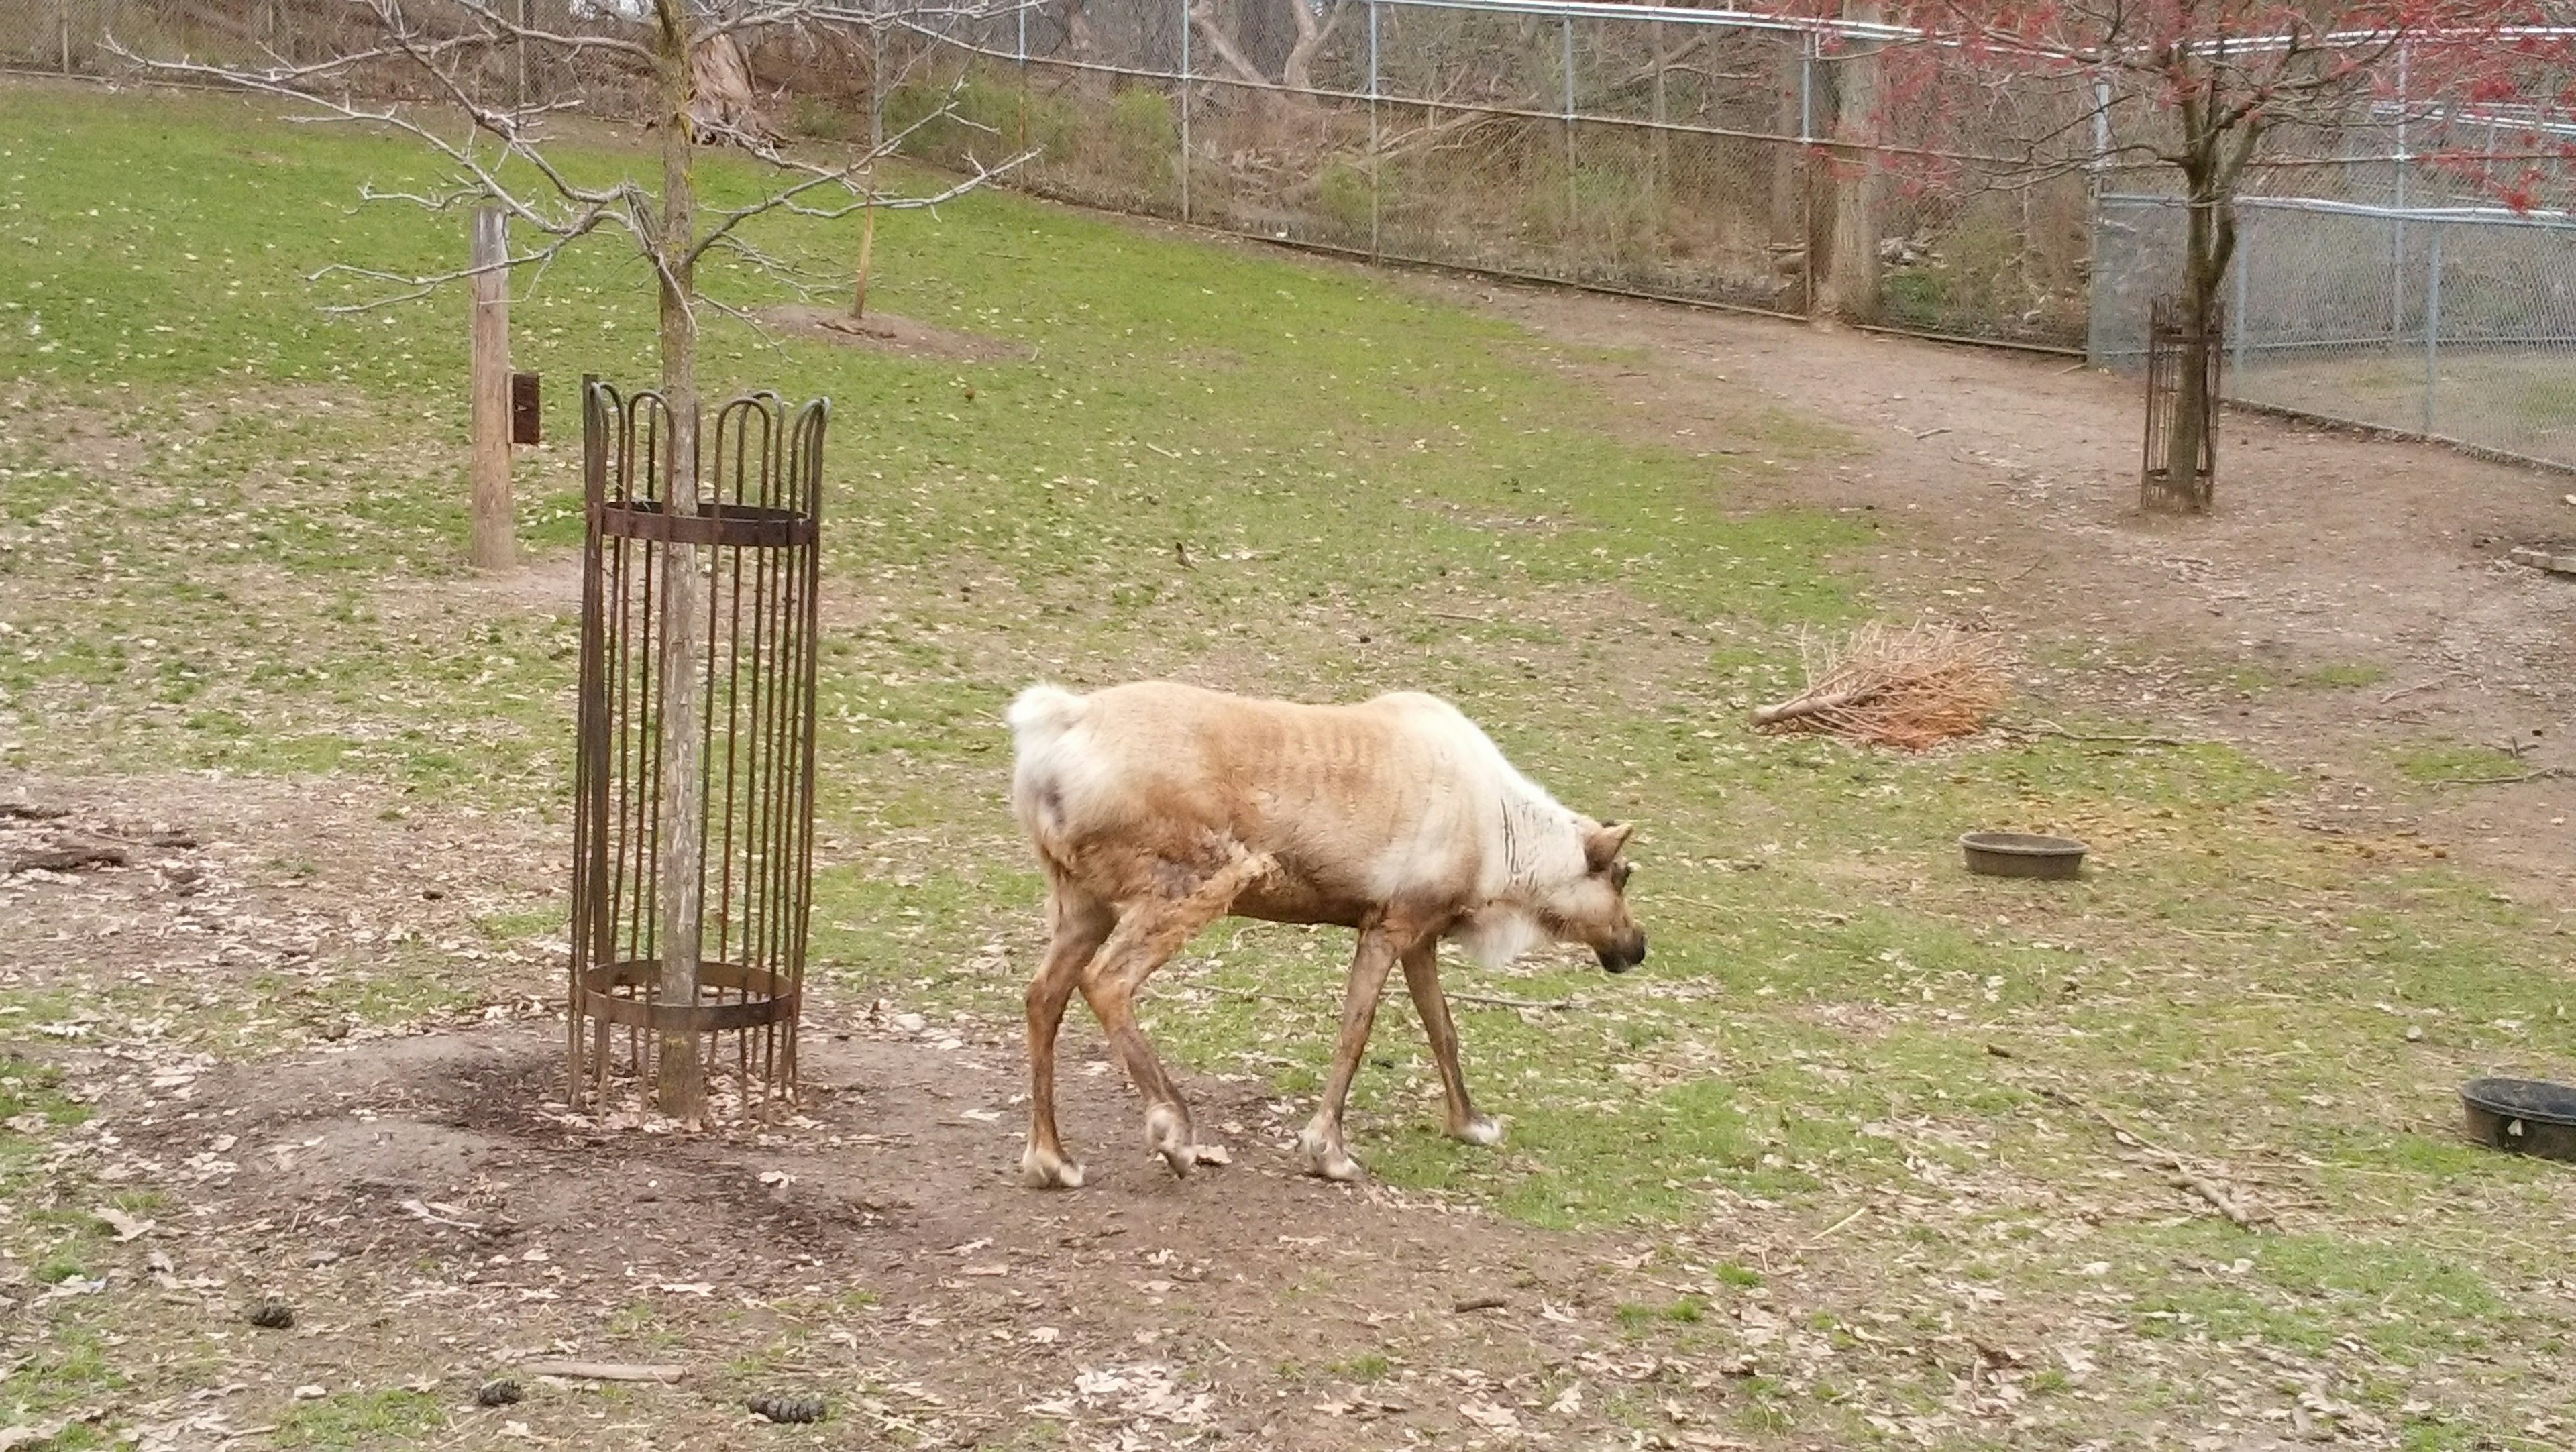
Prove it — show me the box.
[1006,683,1087,749]
[1006,683,1089,854]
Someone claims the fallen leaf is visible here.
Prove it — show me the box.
[95,1207,154,1241]
[1459,1398,1521,1432]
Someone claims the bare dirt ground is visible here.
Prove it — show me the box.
[3,787,1854,1452]
[1415,278,2576,904]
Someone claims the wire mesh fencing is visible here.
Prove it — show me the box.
[873,0,2101,348]
[2094,188,2576,470]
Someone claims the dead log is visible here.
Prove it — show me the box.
[7,842,127,874]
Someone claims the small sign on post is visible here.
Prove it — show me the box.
[512,371,541,446]
[469,206,516,570]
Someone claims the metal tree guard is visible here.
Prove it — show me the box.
[570,379,827,1114]
[2142,296,2223,511]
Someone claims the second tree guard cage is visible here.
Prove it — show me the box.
[571,380,826,1115]
[2142,296,2224,510]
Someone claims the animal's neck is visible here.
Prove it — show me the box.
[1495,793,1570,896]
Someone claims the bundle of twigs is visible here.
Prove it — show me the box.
[1750,622,2011,750]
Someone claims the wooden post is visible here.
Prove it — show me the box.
[468,206,515,571]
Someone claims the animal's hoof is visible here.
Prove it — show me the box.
[1452,1112,1506,1148]
[1146,1105,1195,1180]
[1022,1146,1086,1190]
[1297,1126,1364,1182]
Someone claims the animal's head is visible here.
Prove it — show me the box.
[1540,820,1647,973]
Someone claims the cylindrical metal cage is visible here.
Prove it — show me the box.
[570,378,826,1115]
[2142,294,2223,510]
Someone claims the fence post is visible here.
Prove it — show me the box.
[1179,0,1192,223]
[2231,219,2249,385]
[1799,30,1817,316]
[2084,70,2109,363]
[469,207,516,572]
[1649,3,1667,203]
[515,0,531,111]
[2423,222,2443,437]
[58,0,72,75]
[2392,42,2408,347]
[1016,0,1029,155]
[1368,0,1381,259]
[1562,16,1576,235]
[870,22,885,152]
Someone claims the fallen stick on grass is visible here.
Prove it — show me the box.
[1998,720,2198,748]
[517,1360,687,1384]
[2036,1085,2274,1231]
[1449,992,1580,1011]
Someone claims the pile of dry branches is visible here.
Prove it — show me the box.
[1751,622,2011,750]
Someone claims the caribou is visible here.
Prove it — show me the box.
[1006,680,1646,1188]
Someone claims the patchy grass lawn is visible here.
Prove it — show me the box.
[3,81,2575,1450]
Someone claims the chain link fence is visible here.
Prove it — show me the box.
[10,0,2576,465]
[2095,184,2576,470]
[874,0,2096,348]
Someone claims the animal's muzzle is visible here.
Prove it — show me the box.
[1597,936,1647,974]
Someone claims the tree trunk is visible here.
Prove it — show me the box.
[651,0,707,1128]
[1770,56,1804,297]
[688,30,774,146]
[1813,3,1881,325]
[851,184,877,323]
[2149,159,2234,514]
[1280,0,1348,95]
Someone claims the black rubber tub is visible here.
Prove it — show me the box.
[1959,832,2088,880]
[2461,1078,2576,1163]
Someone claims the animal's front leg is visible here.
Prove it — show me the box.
[1299,924,1401,1181]
[1401,939,1503,1148]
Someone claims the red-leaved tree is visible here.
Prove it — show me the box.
[1811,0,2576,511]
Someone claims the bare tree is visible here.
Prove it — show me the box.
[115,0,1028,1125]
[1812,1,1885,325]
[1190,0,1352,103]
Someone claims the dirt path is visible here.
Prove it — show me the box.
[1423,279,2576,902]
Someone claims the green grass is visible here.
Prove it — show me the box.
[274,1390,446,1447]
[4,80,2576,1449]
[2394,740,2529,783]
[2300,660,2391,689]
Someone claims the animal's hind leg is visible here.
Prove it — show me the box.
[1081,852,1272,1178]
[1023,885,1115,1190]
[1401,939,1502,1147]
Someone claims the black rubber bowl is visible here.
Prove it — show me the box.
[2461,1078,2576,1163]
[1959,832,2088,880]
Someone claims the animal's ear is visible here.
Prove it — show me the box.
[1584,821,1634,872]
